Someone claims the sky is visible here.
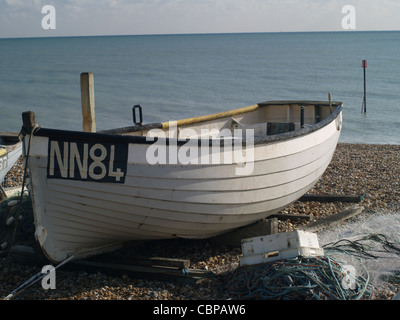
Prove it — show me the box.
[0,0,400,38]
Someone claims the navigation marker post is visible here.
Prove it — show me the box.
[361,60,367,114]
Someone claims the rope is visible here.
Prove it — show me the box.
[322,233,400,259]
[1,124,41,276]
[0,124,78,300]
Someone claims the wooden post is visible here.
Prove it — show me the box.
[300,106,304,128]
[22,111,37,134]
[80,72,96,132]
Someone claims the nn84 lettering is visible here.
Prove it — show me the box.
[47,139,128,184]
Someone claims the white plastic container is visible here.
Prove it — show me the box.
[240,230,324,267]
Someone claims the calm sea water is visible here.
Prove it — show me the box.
[0,32,399,144]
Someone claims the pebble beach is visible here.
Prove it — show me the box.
[1,143,399,300]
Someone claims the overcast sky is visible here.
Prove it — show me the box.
[1,0,400,38]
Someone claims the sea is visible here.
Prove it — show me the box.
[0,31,399,145]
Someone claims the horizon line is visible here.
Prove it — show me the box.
[1,29,399,40]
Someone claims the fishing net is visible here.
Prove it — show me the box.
[222,255,373,300]
[319,212,400,289]
[0,195,35,254]
[222,212,400,300]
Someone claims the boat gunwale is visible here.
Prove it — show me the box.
[0,133,22,152]
[27,101,342,146]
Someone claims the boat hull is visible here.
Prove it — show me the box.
[24,102,342,262]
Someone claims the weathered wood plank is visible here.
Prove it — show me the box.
[210,218,278,247]
[299,205,364,233]
[9,245,211,285]
[73,260,214,285]
[299,194,362,203]
[271,213,311,221]
[90,252,190,269]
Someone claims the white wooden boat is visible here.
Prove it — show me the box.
[0,133,22,186]
[21,100,342,262]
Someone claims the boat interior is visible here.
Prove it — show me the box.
[106,101,342,140]
[0,133,20,152]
